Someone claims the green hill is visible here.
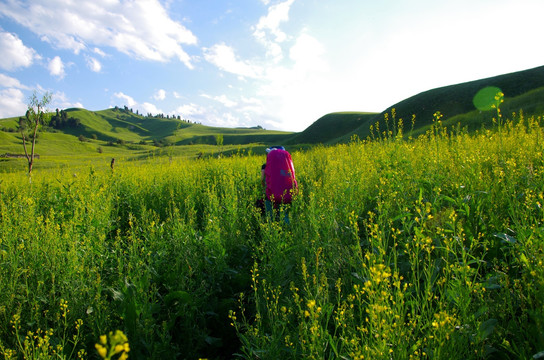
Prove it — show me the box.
[430,85,544,136]
[278,65,544,145]
[2,65,544,168]
[0,107,294,171]
[163,123,291,146]
[344,65,544,140]
[0,107,293,145]
[284,112,378,145]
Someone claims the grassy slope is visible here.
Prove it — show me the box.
[1,65,543,164]
[0,116,19,130]
[0,107,293,145]
[284,112,378,145]
[73,108,293,145]
[0,108,294,171]
[389,65,544,123]
[284,65,544,144]
[63,108,168,141]
[165,123,292,145]
[437,86,544,134]
[397,85,544,138]
[341,65,544,140]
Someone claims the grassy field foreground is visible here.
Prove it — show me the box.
[0,113,543,359]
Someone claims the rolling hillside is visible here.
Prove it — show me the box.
[60,108,293,145]
[342,65,544,141]
[284,112,378,145]
[273,65,544,144]
[0,107,293,157]
[1,65,543,163]
[0,107,296,172]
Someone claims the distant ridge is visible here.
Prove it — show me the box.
[284,112,378,145]
[1,65,543,152]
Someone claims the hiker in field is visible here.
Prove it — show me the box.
[260,146,298,223]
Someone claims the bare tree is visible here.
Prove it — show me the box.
[19,91,52,179]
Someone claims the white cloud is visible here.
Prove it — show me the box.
[0,0,198,68]
[111,92,164,115]
[93,47,106,57]
[202,29,329,131]
[194,93,267,128]
[0,73,30,89]
[253,0,295,62]
[198,1,332,131]
[0,31,39,71]
[240,96,264,114]
[153,89,166,100]
[52,91,83,109]
[0,88,26,118]
[254,0,294,43]
[86,57,102,72]
[203,43,262,79]
[113,92,137,107]
[216,95,237,108]
[179,106,245,128]
[201,93,237,108]
[174,103,206,118]
[214,112,243,128]
[173,102,242,126]
[241,32,330,131]
[141,102,161,115]
[48,56,66,78]
[289,33,327,73]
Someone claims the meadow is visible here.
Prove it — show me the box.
[0,111,543,359]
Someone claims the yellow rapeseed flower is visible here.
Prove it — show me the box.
[95,344,107,358]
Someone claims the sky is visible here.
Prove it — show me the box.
[0,0,543,132]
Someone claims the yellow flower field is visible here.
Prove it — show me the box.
[0,113,543,359]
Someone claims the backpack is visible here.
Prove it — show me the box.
[264,149,298,204]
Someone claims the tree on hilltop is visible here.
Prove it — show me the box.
[49,109,81,129]
[19,91,52,180]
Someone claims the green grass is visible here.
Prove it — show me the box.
[405,86,544,138]
[285,112,378,145]
[164,123,292,145]
[0,107,296,172]
[61,108,171,142]
[0,109,543,359]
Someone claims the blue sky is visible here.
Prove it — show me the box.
[1,0,543,131]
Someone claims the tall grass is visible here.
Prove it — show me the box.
[0,113,543,359]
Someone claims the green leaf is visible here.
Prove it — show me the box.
[440,195,457,204]
[473,306,489,319]
[519,253,529,266]
[328,333,339,358]
[205,335,223,347]
[484,276,501,290]
[478,318,498,340]
[164,290,192,307]
[494,233,517,244]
